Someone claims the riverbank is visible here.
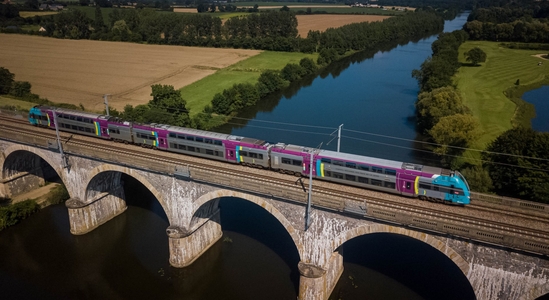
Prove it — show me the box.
[454,41,549,163]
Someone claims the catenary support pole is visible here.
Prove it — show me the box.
[337,124,343,152]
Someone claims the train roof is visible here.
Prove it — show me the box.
[38,106,108,120]
[227,135,269,146]
[319,149,403,169]
[318,149,450,175]
[272,143,314,153]
[152,124,231,140]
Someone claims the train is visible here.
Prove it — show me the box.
[28,105,471,205]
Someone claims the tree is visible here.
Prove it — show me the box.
[256,70,288,97]
[0,67,15,95]
[429,114,479,167]
[460,166,493,193]
[465,47,487,66]
[10,81,32,97]
[415,86,468,133]
[482,128,549,203]
[94,6,105,32]
[149,84,191,126]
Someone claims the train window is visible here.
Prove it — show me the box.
[86,128,92,133]
[175,134,183,139]
[205,139,212,144]
[206,149,214,155]
[358,165,370,171]
[345,174,356,181]
[258,154,263,160]
[70,116,76,120]
[371,179,382,186]
[333,172,344,179]
[358,177,369,184]
[187,146,194,152]
[346,162,356,169]
[433,186,439,191]
[214,140,222,146]
[282,158,292,165]
[325,171,332,177]
[169,142,176,148]
[333,160,344,166]
[78,127,84,131]
[384,182,396,189]
[215,151,222,157]
[186,136,194,141]
[419,184,432,190]
[71,125,77,130]
[169,133,176,138]
[292,160,302,166]
[385,169,396,176]
[76,117,83,122]
[372,167,383,173]
[178,144,186,150]
[321,158,331,164]
[249,152,258,158]
[241,151,248,157]
[406,182,411,189]
[196,137,203,143]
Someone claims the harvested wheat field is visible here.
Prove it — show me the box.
[0,34,261,112]
[296,15,390,37]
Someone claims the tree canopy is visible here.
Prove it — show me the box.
[465,47,487,66]
[415,86,469,133]
[482,127,549,203]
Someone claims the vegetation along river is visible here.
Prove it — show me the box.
[0,14,479,300]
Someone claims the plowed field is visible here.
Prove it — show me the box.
[0,34,261,112]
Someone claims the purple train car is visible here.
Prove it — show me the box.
[313,150,470,204]
[29,106,110,139]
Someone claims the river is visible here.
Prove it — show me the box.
[522,85,549,132]
[0,14,477,300]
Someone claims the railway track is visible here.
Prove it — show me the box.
[2,113,549,253]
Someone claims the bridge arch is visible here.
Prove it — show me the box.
[1,144,62,180]
[333,223,470,276]
[85,164,170,221]
[194,189,304,259]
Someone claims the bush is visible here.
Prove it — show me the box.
[0,200,40,231]
[44,184,70,205]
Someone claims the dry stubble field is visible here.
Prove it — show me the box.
[295,15,390,37]
[0,34,261,112]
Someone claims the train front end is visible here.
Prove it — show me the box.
[28,106,49,127]
[453,171,471,205]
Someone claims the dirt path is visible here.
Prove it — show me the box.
[11,183,61,205]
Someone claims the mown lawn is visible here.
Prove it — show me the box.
[181,51,318,116]
[454,41,549,162]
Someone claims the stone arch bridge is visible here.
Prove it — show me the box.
[0,140,548,300]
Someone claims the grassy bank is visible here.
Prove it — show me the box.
[0,96,38,111]
[180,51,318,117]
[454,41,549,162]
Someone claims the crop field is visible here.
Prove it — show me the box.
[0,34,261,112]
[19,11,59,18]
[454,41,549,160]
[296,14,390,37]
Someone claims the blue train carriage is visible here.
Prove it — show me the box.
[29,105,50,126]
[414,164,471,205]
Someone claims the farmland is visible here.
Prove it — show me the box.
[296,15,390,37]
[0,34,261,112]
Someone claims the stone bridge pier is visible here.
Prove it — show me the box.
[1,140,549,300]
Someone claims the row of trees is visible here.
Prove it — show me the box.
[31,7,444,53]
[0,67,32,97]
[208,58,317,116]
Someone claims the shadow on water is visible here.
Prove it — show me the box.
[214,31,440,136]
[330,233,476,300]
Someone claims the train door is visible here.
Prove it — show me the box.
[226,149,235,162]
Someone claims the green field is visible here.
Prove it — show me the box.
[454,41,549,162]
[0,97,37,111]
[181,51,318,116]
